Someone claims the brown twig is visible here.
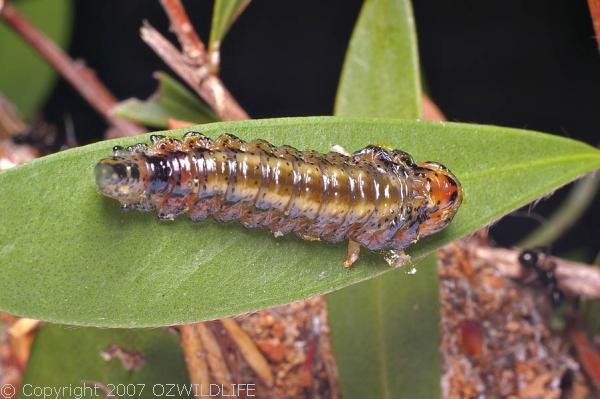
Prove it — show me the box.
[221,318,274,387]
[0,2,145,138]
[160,0,207,65]
[141,0,248,121]
[469,245,600,299]
[570,326,600,391]
[0,94,27,139]
[196,323,232,391]
[588,0,600,52]
[179,324,211,394]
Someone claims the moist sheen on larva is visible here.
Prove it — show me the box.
[95,132,463,267]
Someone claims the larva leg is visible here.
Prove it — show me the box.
[344,239,361,268]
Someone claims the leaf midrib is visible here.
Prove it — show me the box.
[461,153,600,180]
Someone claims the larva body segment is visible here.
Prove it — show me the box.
[95,132,463,267]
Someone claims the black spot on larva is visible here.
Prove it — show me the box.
[129,164,140,180]
[447,177,458,187]
[450,191,458,203]
[110,163,128,179]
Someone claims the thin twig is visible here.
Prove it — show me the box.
[0,94,27,139]
[469,245,600,299]
[570,325,600,390]
[196,323,232,390]
[0,2,145,138]
[179,324,211,395]
[141,0,248,121]
[160,0,207,65]
[221,318,273,387]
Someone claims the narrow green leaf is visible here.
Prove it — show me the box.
[328,254,440,398]
[518,174,600,248]
[334,0,421,118]
[0,117,599,327]
[22,324,189,398]
[329,0,431,397]
[208,0,250,55]
[111,72,216,128]
[0,0,73,118]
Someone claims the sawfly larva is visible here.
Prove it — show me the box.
[95,132,462,267]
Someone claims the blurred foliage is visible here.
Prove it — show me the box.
[334,0,421,118]
[111,72,216,128]
[23,324,190,399]
[208,0,250,58]
[519,174,600,249]
[0,0,73,118]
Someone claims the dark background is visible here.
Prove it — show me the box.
[43,0,600,259]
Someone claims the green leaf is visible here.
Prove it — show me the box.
[111,72,216,128]
[518,174,600,248]
[333,0,421,118]
[0,117,599,327]
[22,324,190,398]
[208,0,250,55]
[329,0,431,397]
[0,0,73,118]
[328,254,440,398]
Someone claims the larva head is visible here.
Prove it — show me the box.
[95,152,147,204]
[415,161,463,236]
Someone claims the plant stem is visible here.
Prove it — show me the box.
[142,0,249,121]
[0,2,145,137]
[161,0,207,65]
[471,245,600,299]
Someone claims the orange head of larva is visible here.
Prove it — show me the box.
[414,161,463,237]
[95,151,146,204]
